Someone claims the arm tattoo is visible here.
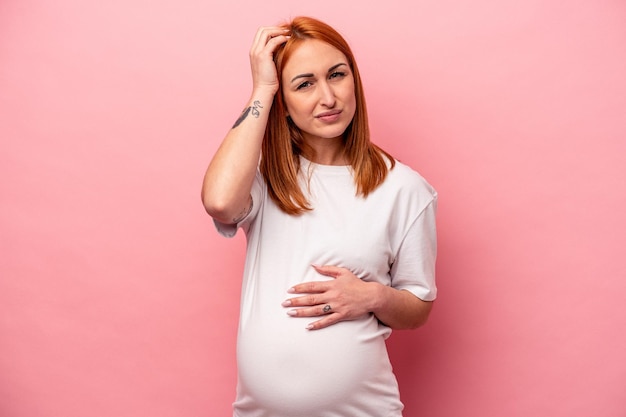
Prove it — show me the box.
[250,100,263,117]
[232,100,264,129]
[232,195,253,223]
[232,107,251,129]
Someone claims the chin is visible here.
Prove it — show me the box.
[315,125,351,140]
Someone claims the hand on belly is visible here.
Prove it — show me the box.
[281,264,377,330]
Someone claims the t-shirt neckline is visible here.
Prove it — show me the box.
[299,155,351,175]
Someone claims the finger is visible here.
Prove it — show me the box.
[288,280,330,294]
[252,26,286,43]
[250,35,289,66]
[252,27,289,50]
[305,315,339,331]
[311,264,344,278]
[263,34,289,54]
[282,294,322,307]
[286,304,333,318]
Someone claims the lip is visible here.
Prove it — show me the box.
[315,109,342,122]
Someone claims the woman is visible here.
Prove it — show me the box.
[202,16,437,417]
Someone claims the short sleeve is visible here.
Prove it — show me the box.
[213,170,265,238]
[389,193,438,301]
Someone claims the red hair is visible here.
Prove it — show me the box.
[261,16,395,215]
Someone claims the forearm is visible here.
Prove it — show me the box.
[369,283,433,330]
[201,89,274,223]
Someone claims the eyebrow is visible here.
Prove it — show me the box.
[290,63,348,83]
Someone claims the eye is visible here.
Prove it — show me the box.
[296,81,312,90]
[329,71,346,80]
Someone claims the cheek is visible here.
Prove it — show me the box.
[341,82,356,106]
[345,87,357,114]
[284,95,311,118]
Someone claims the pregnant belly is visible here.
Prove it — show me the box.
[235,313,398,416]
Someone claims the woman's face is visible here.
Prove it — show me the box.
[281,39,356,144]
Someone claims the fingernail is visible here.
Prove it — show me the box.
[287,287,295,293]
[287,310,297,316]
[306,324,314,330]
[281,300,291,307]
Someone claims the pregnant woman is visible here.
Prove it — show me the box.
[202,16,438,417]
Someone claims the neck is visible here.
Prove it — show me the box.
[302,136,347,166]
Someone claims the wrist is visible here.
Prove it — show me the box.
[367,282,387,314]
[251,85,278,101]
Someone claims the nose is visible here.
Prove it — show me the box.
[318,81,336,108]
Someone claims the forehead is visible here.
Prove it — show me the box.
[283,39,349,75]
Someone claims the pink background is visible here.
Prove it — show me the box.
[2,0,625,416]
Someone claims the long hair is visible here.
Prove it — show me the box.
[261,16,395,215]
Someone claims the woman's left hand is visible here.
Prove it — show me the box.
[282,265,378,330]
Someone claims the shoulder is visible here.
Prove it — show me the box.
[374,157,438,231]
[384,159,437,201]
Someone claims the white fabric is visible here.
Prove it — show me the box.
[215,157,437,417]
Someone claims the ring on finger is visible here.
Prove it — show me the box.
[323,304,332,313]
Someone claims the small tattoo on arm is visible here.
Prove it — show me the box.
[232,107,251,128]
[232,195,253,223]
[250,100,263,117]
[232,100,263,129]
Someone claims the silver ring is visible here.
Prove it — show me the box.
[323,304,332,313]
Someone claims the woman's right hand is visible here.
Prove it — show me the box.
[249,26,290,94]
[201,26,289,223]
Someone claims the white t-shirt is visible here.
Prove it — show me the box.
[215,157,437,417]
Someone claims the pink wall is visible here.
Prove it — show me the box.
[1,1,625,416]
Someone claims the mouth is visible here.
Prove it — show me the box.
[315,109,342,121]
